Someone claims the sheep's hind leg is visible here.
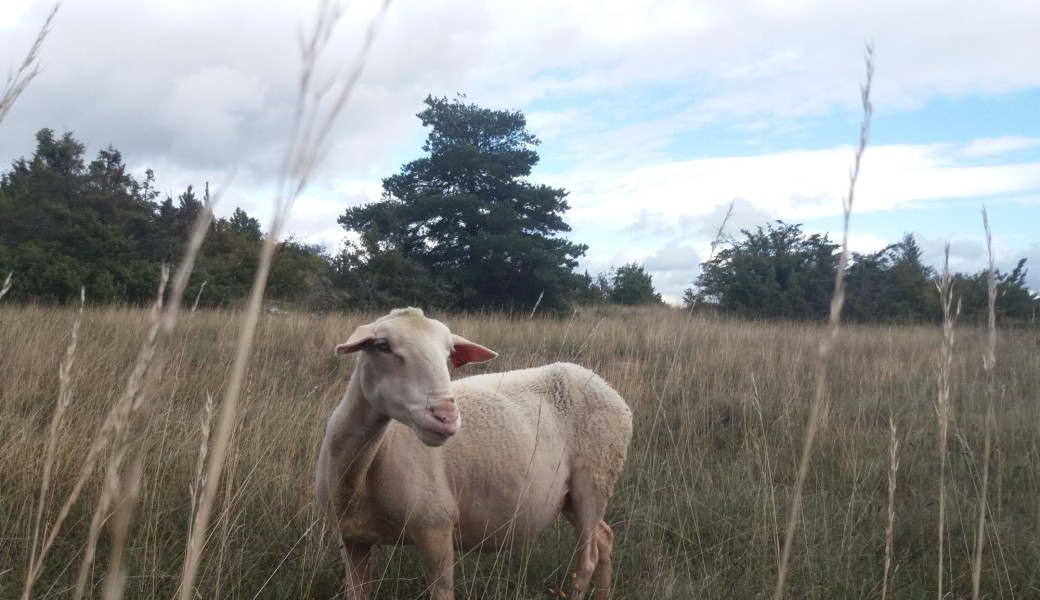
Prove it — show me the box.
[564,471,614,600]
[590,520,614,600]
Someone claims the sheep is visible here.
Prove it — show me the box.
[315,307,632,600]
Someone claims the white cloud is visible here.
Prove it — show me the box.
[0,0,33,29]
[565,142,1040,230]
[845,232,892,256]
[2,0,1039,299]
[158,67,269,167]
[956,137,1040,160]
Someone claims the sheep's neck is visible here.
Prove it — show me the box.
[328,376,390,504]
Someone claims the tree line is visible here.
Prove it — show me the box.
[0,99,662,312]
[0,129,330,307]
[1,97,1035,321]
[686,221,1037,323]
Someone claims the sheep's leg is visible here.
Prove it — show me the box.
[413,527,455,600]
[565,470,613,599]
[340,540,372,600]
[568,521,599,600]
[565,520,615,599]
[591,520,614,600]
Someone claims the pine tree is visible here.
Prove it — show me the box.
[338,95,586,311]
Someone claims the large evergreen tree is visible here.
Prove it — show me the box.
[338,95,587,311]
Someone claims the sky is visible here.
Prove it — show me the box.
[2,0,1038,303]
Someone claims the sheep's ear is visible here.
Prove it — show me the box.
[335,324,377,355]
[450,334,497,368]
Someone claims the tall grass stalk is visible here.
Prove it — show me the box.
[188,393,215,533]
[0,3,59,125]
[71,269,169,600]
[882,417,899,600]
[774,44,873,599]
[708,201,734,263]
[971,210,998,599]
[935,244,959,599]
[82,180,213,599]
[177,2,390,597]
[0,271,12,300]
[24,288,83,595]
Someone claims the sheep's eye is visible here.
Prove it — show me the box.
[372,340,392,354]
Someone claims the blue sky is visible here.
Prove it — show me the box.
[2,0,1038,302]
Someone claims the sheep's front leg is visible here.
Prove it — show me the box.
[413,527,455,600]
[341,540,372,600]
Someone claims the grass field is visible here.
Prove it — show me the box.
[1,302,1038,598]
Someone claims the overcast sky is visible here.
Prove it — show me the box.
[2,0,1038,302]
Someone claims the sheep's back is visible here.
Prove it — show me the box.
[451,362,632,501]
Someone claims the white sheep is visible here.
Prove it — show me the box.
[315,307,632,600]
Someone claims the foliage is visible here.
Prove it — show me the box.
[689,221,838,319]
[592,262,663,306]
[330,224,441,309]
[951,258,1035,324]
[338,95,588,313]
[0,129,163,303]
[687,224,1037,323]
[571,270,608,305]
[844,233,938,322]
[0,129,332,309]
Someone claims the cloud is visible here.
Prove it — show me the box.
[845,232,892,256]
[955,136,1040,161]
[643,242,701,303]
[0,0,33,29]
[157,67,270,167]
[2,0,1039,298]
[644,242,699,272]
[565,141,1040,243]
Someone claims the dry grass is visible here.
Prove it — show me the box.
[1,303,1038,598]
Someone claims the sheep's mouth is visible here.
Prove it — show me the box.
[417,424,456,447]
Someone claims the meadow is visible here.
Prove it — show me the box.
[1,302,1037,599]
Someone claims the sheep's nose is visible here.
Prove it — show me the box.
[430,401,459,424]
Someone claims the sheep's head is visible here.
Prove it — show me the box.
[335,308,497,447]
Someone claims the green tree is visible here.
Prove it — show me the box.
[268,236,331,303]
[338,95,587,312]
[607,263,662,305]
[571,270,609,305]
[155,184,206,265]
[0,129,163,303]
[845,233,938,322]
[0,128,348,308]
[690,221,838,319]
[953,258,1036,324]
[229,207,263,242]
[332,226,441,309]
